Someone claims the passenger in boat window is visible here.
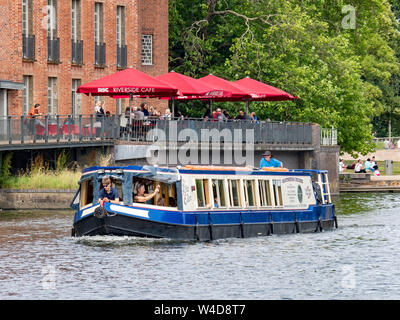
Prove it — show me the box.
[259,151,283,168]
[134,183,160,203]
[99,177,120,205]
[157,198,165,206]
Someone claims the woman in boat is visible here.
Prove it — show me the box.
[134,183,160,203]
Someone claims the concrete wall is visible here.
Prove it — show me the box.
[0,189,76,210]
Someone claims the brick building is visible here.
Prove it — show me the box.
[0,0,169,118]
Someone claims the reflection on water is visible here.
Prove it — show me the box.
[1,193,400,299]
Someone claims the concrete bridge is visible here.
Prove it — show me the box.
[0,115,339,193]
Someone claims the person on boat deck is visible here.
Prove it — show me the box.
[99,177,120,205]
[134,183,160,203]
[259,151,283,168]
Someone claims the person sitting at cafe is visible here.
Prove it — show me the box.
[259,151,283,168]
[98,177,120,205]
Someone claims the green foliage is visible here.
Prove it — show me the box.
[56,149,68,173]
[169,0,400,155]
[0,152,13,187]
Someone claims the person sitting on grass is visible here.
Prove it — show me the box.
[98,177,120,205]
[354,159,366,173]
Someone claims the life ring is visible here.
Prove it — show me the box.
[94,206,108,219]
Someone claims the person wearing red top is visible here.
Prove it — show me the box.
[27,104,42,118]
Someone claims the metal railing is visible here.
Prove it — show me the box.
[47,37,60,63]
[72,40,84,65]
[1,115,314,146]
[22,34,35,60]
[117,45,127,68]
[321,127,337,146]
[95,43,106,66]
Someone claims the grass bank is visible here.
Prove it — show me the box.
[1,169,80,190]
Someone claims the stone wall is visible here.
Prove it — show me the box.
[0,189,76,210]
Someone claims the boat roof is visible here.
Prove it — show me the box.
[82,165,327,176]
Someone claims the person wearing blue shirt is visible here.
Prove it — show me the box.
[99,177,120,205]
[259,151,283,168]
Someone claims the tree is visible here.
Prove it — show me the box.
[169,0,400,154]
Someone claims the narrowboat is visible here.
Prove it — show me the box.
[70,165,337,240]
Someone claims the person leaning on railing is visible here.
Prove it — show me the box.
[259,150,283,168]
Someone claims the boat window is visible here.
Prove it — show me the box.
[195,179,211,208]
[80,178,94,207]
[212,179,227,208]
[244,180,256,207]
[272,180,283,206]
[258,179,272,207]
[228,179,241,207]
[133,178,177,207]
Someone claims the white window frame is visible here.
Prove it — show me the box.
[23,75,32,115]
[71,79,81,116]
[47,0,57,40]
[48,77,58,115]
[94,2,103,45]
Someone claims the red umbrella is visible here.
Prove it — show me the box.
[156,71,232,98]
[197,74,251,100]
[232,77,298,101]
[77,68,179,97]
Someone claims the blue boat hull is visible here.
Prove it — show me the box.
[72,204,337,240]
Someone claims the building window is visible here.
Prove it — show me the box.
[47,0,57,40]
[47,0,59,62]
[71,0,83,65]
[117,6,127,68]
[72,79,81,116]
[23,75,33,115]
[71,0,81,41]
[22,0,35,60]
[22,0,33,36]
[142,34,153,65]
[94,2,104,44]
[94,2,106,66]
[48,77,58,115]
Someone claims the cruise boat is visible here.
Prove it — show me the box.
[70,165,337,240]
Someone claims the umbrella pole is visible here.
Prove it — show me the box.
[209,99,213,113]
[246,100,250,115]
[171,97,175,117]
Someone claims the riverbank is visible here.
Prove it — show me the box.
[0,189,76,210]
[339,174,400,193]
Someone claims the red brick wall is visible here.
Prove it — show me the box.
[0,0,169,116]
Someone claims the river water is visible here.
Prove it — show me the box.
[1,193,399,300]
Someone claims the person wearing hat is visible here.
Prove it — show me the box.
[260,151,283,168]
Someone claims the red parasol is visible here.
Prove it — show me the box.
[77,68,179,97]
[232,77,298,101]
[197,74,251,100]
[156,71,232,98]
